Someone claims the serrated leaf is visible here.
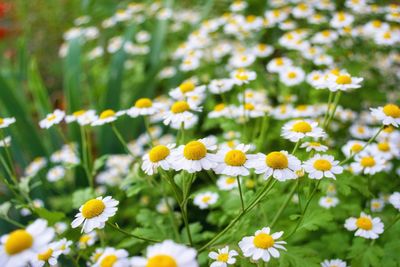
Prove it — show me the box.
[34,207,65,225]
[298,209,333,232]
[279,246,320,267]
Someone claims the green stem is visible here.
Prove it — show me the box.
[0,129,17,178]
[111,123,134,157]
[291,140,301,154]
[324,91,342,129]
[322,91,334,126]
[144,116,155,146]
[385,214,400,232]
[106,222,159,243]
[80,126,93,188]
[237,176,245,212]
[160,180,181,241]
[179,122,185,145]
[256,115,269,152]
[0,215,25,228]
[199,180,277,252]
[270,180,299,227]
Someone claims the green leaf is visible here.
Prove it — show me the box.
[279,246,320,267]
[298,209,333,232]
[34,207,65,225]
[0,202,11,216]
[72,188,95,208]
[92,154,109,175]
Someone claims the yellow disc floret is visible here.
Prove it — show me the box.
[100,109,116,119]
[360,157,375,167]
[82,199,105,219]
[135,98,153,108]
[146,255,178,267]
[4,230,33,255]
[383,104,400,118]
[100,255,118,267]
[266,152,288,169]
[356,217,373,230]
[313,159,332,171]
[38,249,53,261]
[149,145,170,163]
[179,81,195,93]
[292,121,312,133]
[183,141,207,160]
[224,150,247,166]
[171,101,190,114]
[336,74,352,84]
[253,233,275,249]
[217,253,229,262]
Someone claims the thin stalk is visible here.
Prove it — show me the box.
[0,215,25,228]
[291,140,301,154]
[385,214,400,232]
[161,180,181,241]
[237,176,245,212]
[111,123,134,157]
[80,126,93,188]
[324,91,342,129]
[106,222,160,243]
[256,115,269,151]
[199,180,277,252]
[322,91,334,125]
[144,116,155,146]
[270,180,299,227]
[0,129,17,178]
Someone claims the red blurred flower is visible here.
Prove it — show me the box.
[0,2,9,18]
[0,27,8,39]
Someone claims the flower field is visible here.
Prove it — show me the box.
[0,0,399,266]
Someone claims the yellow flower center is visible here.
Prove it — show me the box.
[298,3,308,10]
[265,152,288,169]
[171,101,190,114]
[253,233,275,249]
[235,72,249,81]
[338,12,346,21]
[73,110,86,117]
[292,121,312,133]
[296,105,307,111]
[217,253,229,262]
[351,143,363,153]
[0,118,3,125]
[214,103,225,111]
[322,30,331,37]
[100,109,116,119]
[179,81,195,93]
[383,126,394,133]
[288,72,297,79]
[336,75,352,84]
[377,142,390,152]
[100,255,118,267]
[202,196,212,203]
[146,255,178,267]
[226,177,236,184]
[356,217,373,230]
[275,58,284,66]
[330,68,340,75]
[4,230,33,255]
[360,157,375,167]
[383,104,400,118]
[313,159,332,171]
[372,20,381,27]
[149,145,170,163]
[47,114,57,121]
[82,199,105,219]
[38,249,53,261]
[383,32,392,39]
[224,150,246,166]
[244,103,255,111]
[246,15,256,22]
[135,98,153,108]
[79,234,91,244]
[183,141,207,160]
[372,202,381,209]
[309,142,321,147]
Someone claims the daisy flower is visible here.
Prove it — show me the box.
[130,240,198,267]
[330,12,354,28]
[303,154,343,180]
[281,119,326,142]
[31,242,62,267]
[53,238,72,255]
[25,157,47,177]
[93,247,130,267]
[326,72,363,92]
[209,246,238,267]
[0,136,11,147]
[341,140,366,157]
[65,109,97,126]
[126,98,160,117]
[370,198,385,212]
[193,191,219,209]
[238,227,286,263]
[350,151,386,175]
[370,104,400,127]
[78,232,97,248]
[208,79,235,94]
[170,138,218,173]
[266,57,292,73]
[39,109,65,129]
[279,67,305,86]
[0,219,55,267]
[388,192,400,211]
[371,141,400,160]
[230,68,256,86]
[344,212,384,239]
[163,100,200,129]
[319,196,339,209]
[216,176,238,191]
[141,144,175,175]
[46,166,66,182]
[169,81,206,101]
[247,151,301,181]
[213,144,252,176]
[71,196,119,233]
[301,141,328,152]
[321,259,348,267]
[91,109,121,126]
[0,117,16,129]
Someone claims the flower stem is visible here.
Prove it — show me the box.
[237,176,245,212]
[106,222,160,243]
[291,140,301,154]
[144,116,155,146]
[270,180,298,228]
[111,123,134,157]
[80,126,93,188]
[323,91,342,129]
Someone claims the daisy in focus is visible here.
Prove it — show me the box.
[127,98,161,117]
[71,196,119,233]
[350,151,386,175]
[303,154,343,180]
[141,144,175,175]
[130,240,198,267]
[370,104,400,127]
[208,246,238,267]
[344,212,384,239]
[239,227,286,263]
[170,138,218,173]
[214,144,252,176]
[301,141,328,152]
[163,100,201,129]
[319,196,339,209]
[91,109,121,126]
[247,151,301,181]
